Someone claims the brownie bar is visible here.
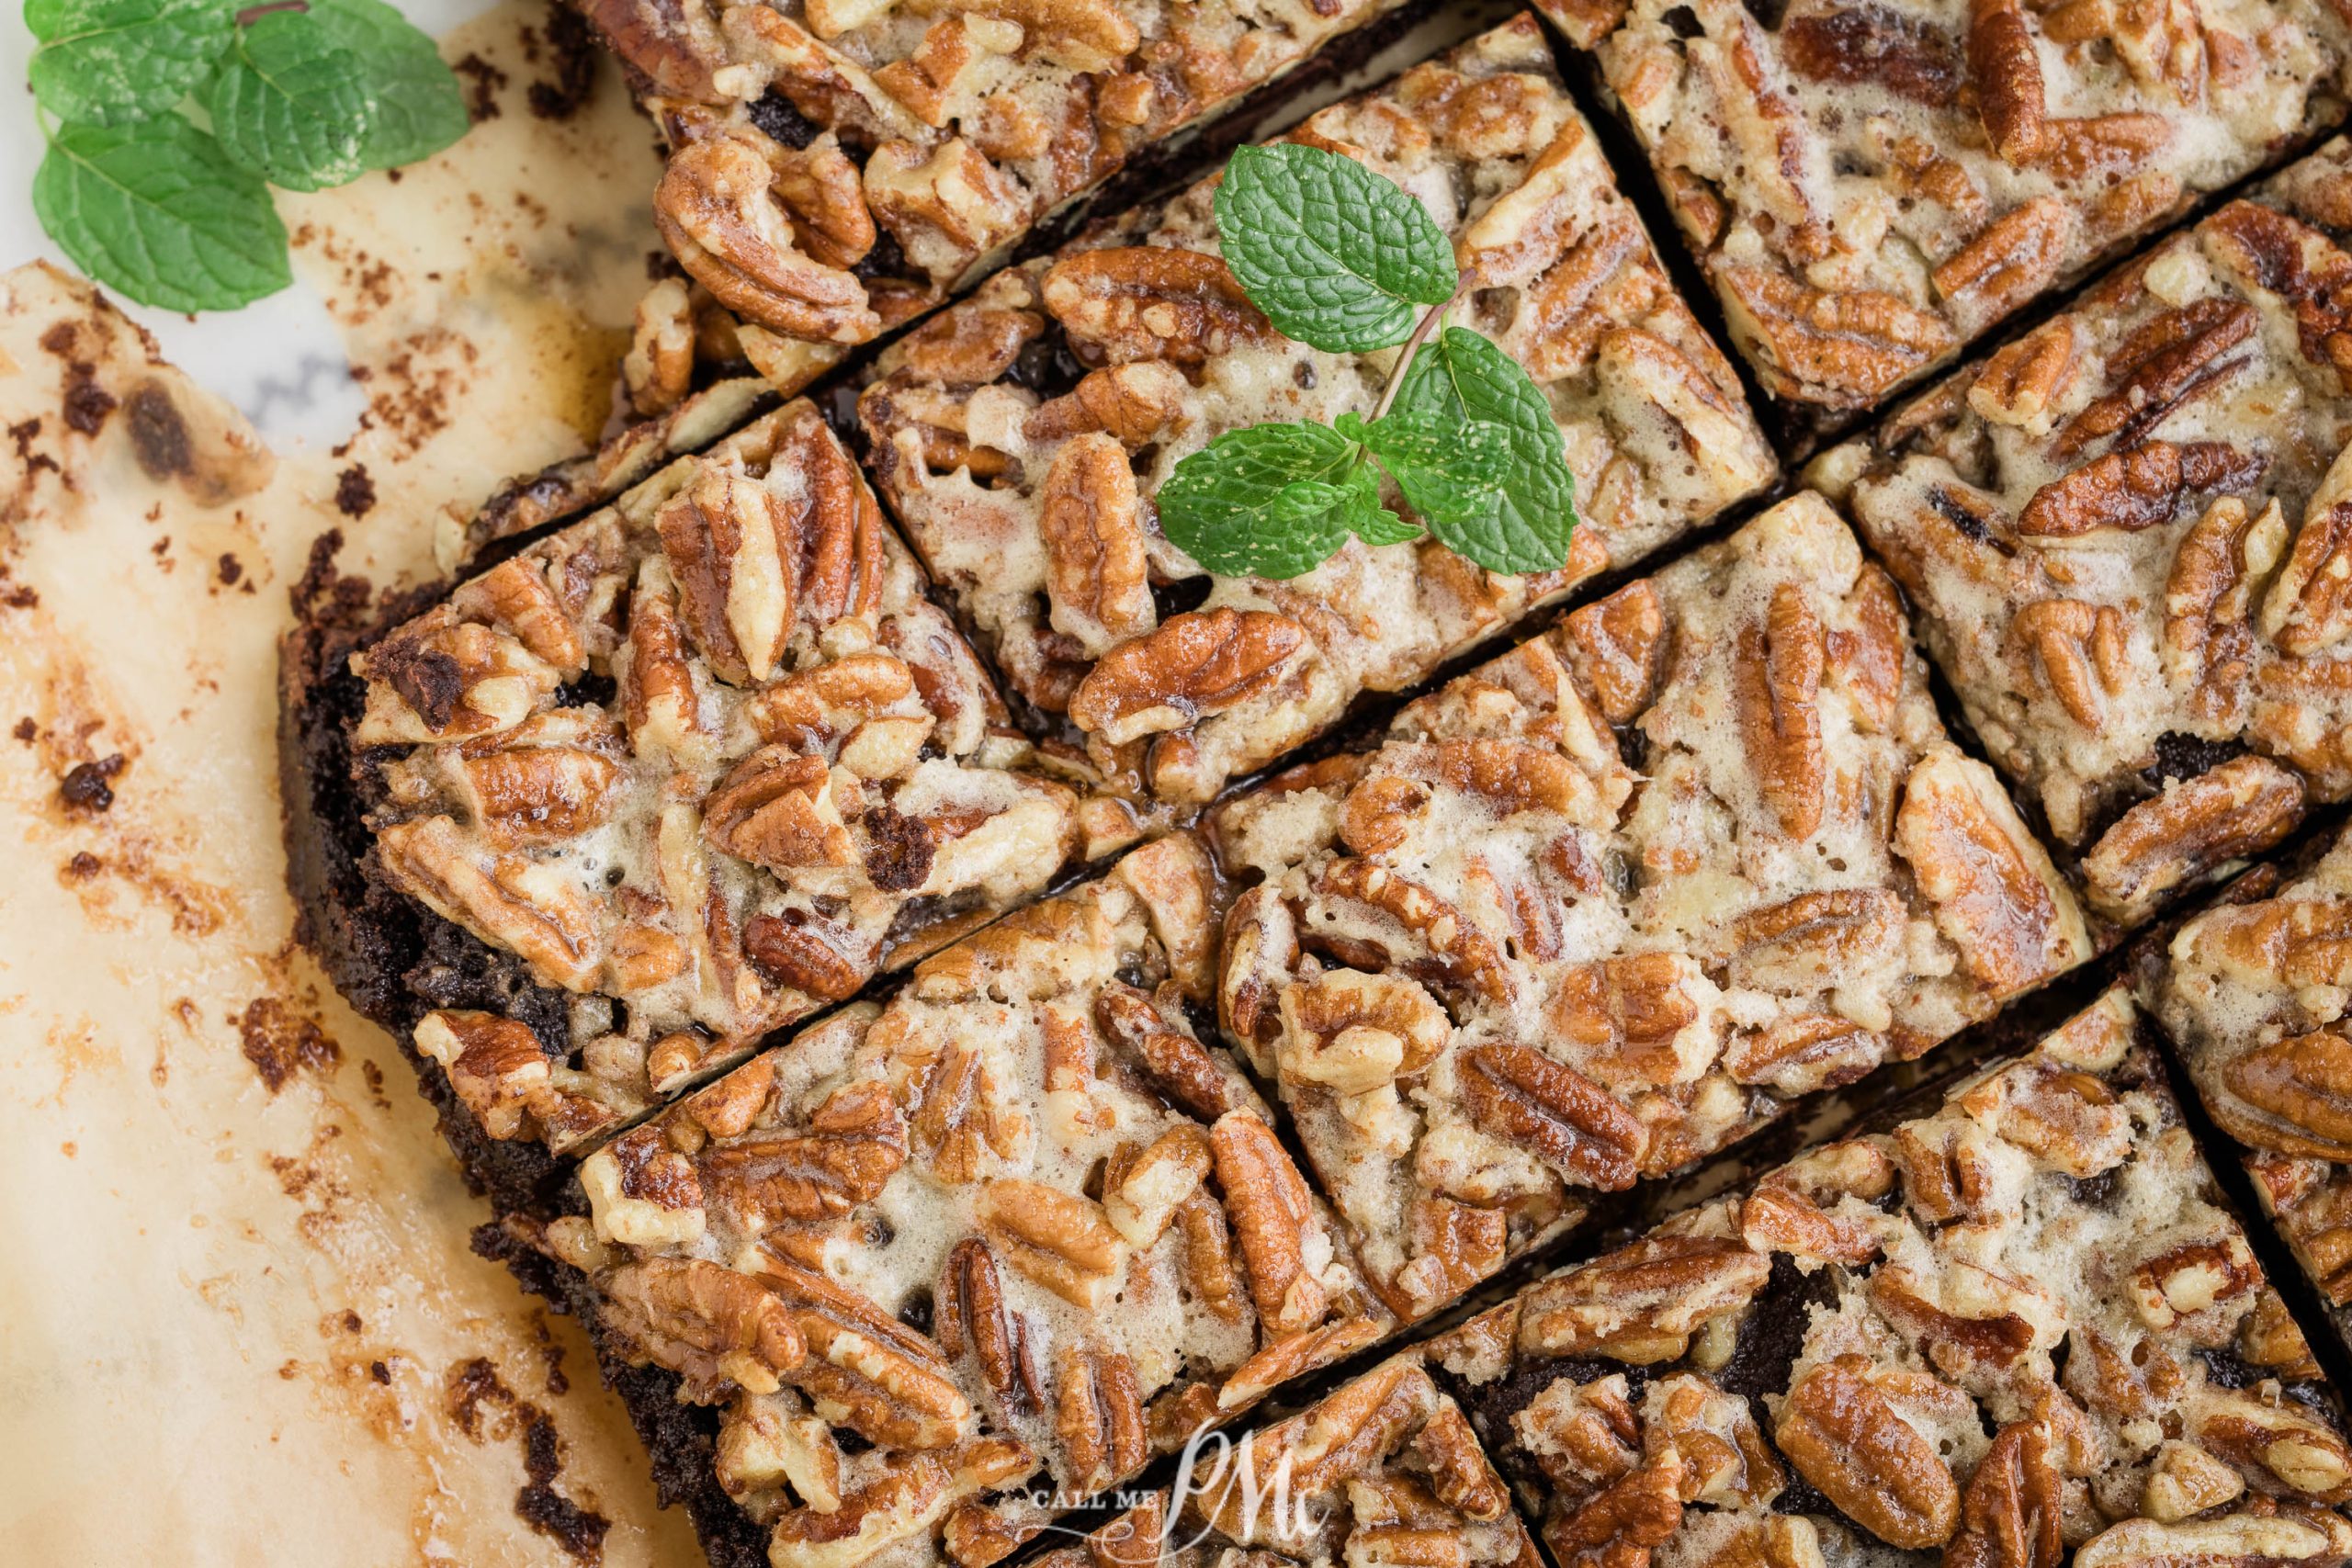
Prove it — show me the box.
[577,0,1428,399]
[1016,1349,1541,1568]
[1426,987,2352,1568]
[286,399,1131,1187]
[1536,0,2352,433]
[858,16,1776,810]
[512,837,1392,1568]
[2143,826,2352,1364]
[1826,139,2352,928]
[1205,491,2090,1323]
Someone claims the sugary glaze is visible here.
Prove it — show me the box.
[2146,828,2352,1360]
[1825,139,2352,925]
[578,0,1419,394]
[1536,0,2352,416]
[1429,990,2352,1568]
[348,401,1115,1152]
[1209,491,2089,1321]
[533,837,1391,1568]
[860,16,1775,807]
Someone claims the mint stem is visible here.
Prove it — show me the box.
[1367,287,1463,424]
[235,0,309,22]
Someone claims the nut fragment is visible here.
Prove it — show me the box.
[1023,362,1188,448]
[1516,1232,1769,1360]
[2011,598,2129,731]
[1055,1348,1148,1493]
[1561,581,1666,724]
[1095,982,1244,1119]
[2080,755,2303,922]
[1947,1420,2061,1568]
[698,1078,909,1225]
[703,747,855,873]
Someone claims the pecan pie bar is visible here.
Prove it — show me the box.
[1427,988,2352,1568]
[1017,1350,1539,1568]
[579,0,1428,398]
[283,400,1116,1202]
[859,15,1777,807]
[1207,490,2090,1323]
[2143,827,2352,1361]
[1826,140,2352,928]
[507,837,1392,1568]
[1535,0,2352,427]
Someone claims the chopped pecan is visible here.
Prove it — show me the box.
[1546,1453,1684,1568]
[454,733,620,847]
[1560,581,1666,724]
[1781,6,1962,103]
[2080,755,2302,922]
[1835,564,1910,731]
[1460,1043,1647,1190]
[1894,750,2083,990]
[1406,1197,1510,1313]
[413,1010,556,1142]
[358,607,559,743]
[768,1438,1036,1568]
[1210,1110,1329,1335]
[1968,319,2080,431]
[1735,584,1827,839]
[1934,198,2072,323]
[2194,1395,2352,1501]
[1023,362,1188,448]
[2075,1515,2352,1568]
[1721,265,1956,407]
[1067,608,1305,747]
[1041,245,1274,367]
[1948,1421,2061,1568]
[1055,1348,1148,1494]
[2011,598,2130,731]
[900,1033,1029,1182]
[2132,1236,2257,1328]
[863,138,1027,278]
[1967,0,2046,164]
[931,0,1139,68]
[1735,888,1903,992]
[1724,1015,1883,1098]
[978,1179,1125,1308]
[1516,1232,1769,1359]
[1776,1362,1959,1548]
[702,747,855,873]
[696,1077,908,1224]
[1275,969,1449,1094]
[2037,113,2171,183]
[1174,1187,1247,1325]
[2142,1440,2247,1523]
[1102,1123,1214,1246]
[2167,496,2287,724]
[602,1258,806,1396]
[624,276,695,418]
[1037,433,1155,658]
[894,300,1043,387]
[653,133,877,344]
[1657,1373,1785,1507]
[1418,1401,1510,1520]
[656,462,797,684]
[1740,1177,1882,1264]
[623,559,707,760]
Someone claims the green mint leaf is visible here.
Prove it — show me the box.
[1159,422,1363,580]
[306,0,468,170]
[34,117,290,311]
[1339,466,1421,547]
[1213,141,1456,354]
[1392,327,1577,576]
[26,0,233,127]
[203,9,373,191]
[1348,409,1510,528]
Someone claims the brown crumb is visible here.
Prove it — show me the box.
[3,576,38,610]
[526,2,597,120]
[60,754,125,812]
[62,362,117,435]
[13,718,34,743]
[454,53,508,122]
[217,554,243,587]
[124,382,191,480]
[236,997,342,1094]
[369,1359,391,1385]
[334,464,376,518]
[63,851,102,881]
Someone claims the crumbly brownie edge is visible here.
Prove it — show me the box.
[277,569,574,1215]
[471,1213,771,1568]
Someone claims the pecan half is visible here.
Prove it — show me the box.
[2220,1031,2352,1159]
[1560,581,1666,724]
[1067,608,1306,748]
[1967,0,2046,164]
[1547,1454,1685,1568]
[702,747,855,873]
[376,816,603,991]
[2075,1516,2352,1568]
[1776,1363,1959,1548]
[1948,1421,2061,1568]
[1735,583,1826,839]
[762,1261,974,1450]
[1210,1110,1329,1335]
[978,1179,1125,1308]
[1095,982,1243,1119]
[1721,265,1956,406]
[2080,755,2303,922]
[1515,1233,1769,1360]
[1781,6,1962,103]
[741,913,867,1000]
[2018,441,2264,537]
[1055,1348,1148,1494]
[2054,297,2255,459]
[697,1078,909,1224]
[1894,750,2083,988]
[653,133,878,344]
[1023,362,1188,448]
[2267,502,2352,657]
[2166,496,2287,725]
[2011,598,2130,731]
[937,1237,1042,1417]
[1038,433,1155,658]
[1460,1043,1647,1190]
[1040,246,1274,367]
[1968,319,2079,430]
[413,1010,558,1142]
[602,1258,806,1396]
[1936,198,2072,325]
[656,462,797,685]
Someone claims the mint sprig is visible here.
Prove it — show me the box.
[24,0,472,312]
[1160,141,1578,582]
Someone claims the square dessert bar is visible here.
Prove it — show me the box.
[1207,491,2090,1323]
[2144,827,2352,1363]
[1020,1350,1540,1568]
[1427,989,2352,1568]
[580,0,1423,396]
[1537,0,2352,423]
[860,15,1777,807]
[1829,139,2352,928]
[308,400,1121,1184]
[515,837,1393,1568]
